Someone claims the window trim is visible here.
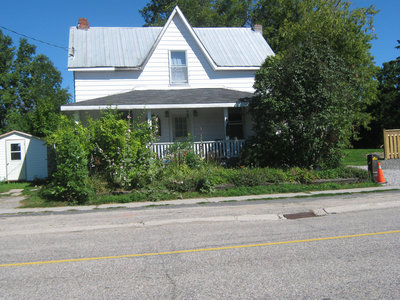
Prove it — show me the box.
[10,143,22,161]
[169,50,189,85]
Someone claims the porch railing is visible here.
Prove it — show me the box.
[151,140,246,159]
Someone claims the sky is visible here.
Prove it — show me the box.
[1,0,399,100]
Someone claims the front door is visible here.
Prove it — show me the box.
[173,116,189,141]
[5,140,26,181]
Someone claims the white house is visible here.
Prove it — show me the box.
[0,131,48,181]
[61,6,274,158]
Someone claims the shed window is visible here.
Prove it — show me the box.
[10,143,21,160]
[170,51,188,84]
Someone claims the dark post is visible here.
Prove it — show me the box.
[367,154,379,182]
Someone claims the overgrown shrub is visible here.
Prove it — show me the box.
[88,110,158,189]
[165,135,204,168]
[247,38,359,169]
[41,116,92,204]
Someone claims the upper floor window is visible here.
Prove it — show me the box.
[170,51,188,85]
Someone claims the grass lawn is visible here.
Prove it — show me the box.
[19,181,380,208]
[342,149,384,166]
[0,182,31,194]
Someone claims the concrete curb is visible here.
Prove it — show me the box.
[1,185,399,216]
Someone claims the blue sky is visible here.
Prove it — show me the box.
[1,0,399,99]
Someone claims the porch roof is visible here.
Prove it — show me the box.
[61,88,253,111]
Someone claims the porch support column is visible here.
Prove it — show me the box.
[147,110,152,128]
[73,112,80,123]
[223,108,229,140]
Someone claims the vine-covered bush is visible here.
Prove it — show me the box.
[41,116,92,204]
[88,110,158,189]
[164,135,204,168]
[42,110,160,203]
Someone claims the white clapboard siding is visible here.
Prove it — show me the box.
[74,14,257,102]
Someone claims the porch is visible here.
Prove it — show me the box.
[151,139,246,159]
[61,88,254,158]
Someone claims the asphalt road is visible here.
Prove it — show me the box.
[1,194,400,299]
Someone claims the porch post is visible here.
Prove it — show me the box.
[224,107,230,158]
[223,108,229,140]
[73,112,80,123]
[147,110,152,128]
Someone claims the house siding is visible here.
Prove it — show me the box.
[74,14,257,102]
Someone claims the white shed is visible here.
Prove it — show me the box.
[0,131,48,182]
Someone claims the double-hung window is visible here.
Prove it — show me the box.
[10,143,22,160]
[170,51,188,85]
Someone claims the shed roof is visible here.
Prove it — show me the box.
[0,130,42,140]
[68,7,273,69]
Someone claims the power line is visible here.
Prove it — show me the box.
[0,25,68,52]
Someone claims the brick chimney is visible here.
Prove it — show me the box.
[254,24,262,33]
[78,18,89,29]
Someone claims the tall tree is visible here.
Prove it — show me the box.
[0,31,70,137]
[252,0,379,130]
[0,30,15,131]
[139,0,253,27]
[356,40,400,147]
[376,41,400,129]
[246,37,357,168]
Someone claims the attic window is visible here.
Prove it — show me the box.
[170,51,188,85]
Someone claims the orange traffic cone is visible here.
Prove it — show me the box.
[377,162,386,184]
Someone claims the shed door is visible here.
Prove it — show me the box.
[5,140,26,181]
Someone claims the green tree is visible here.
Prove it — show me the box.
[377,40,400,130]
[140,0,252,27]
[245,38,357,168]
[0,30,15,131]
[0,30,70,136]
[252,0,378,130]
[356,41,400,147]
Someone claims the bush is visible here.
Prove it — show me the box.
[315,166,368,180]
[230,168,267,187]
[88,109,158,189]
[247,38,358,169]
[165,135,204,168]
[42,116,93,204]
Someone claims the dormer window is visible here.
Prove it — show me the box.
[170,51,188,85]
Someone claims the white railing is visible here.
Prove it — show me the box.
[151,140,246,159]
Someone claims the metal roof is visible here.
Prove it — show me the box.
[193,28,273,67]
[68,10,274,69]
[62,88,252,110]
[68,27,162,68]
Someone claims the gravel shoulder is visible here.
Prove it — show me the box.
[356,159,400,186]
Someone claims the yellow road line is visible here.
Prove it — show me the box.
[1,230,399,268]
